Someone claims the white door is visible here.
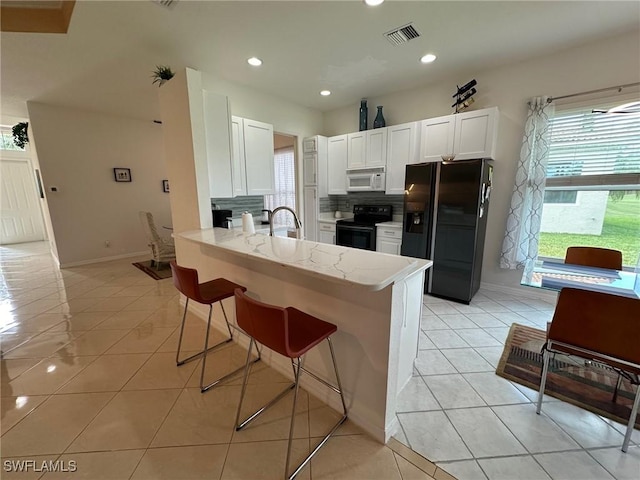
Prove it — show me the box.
[0,159,45,244]
[303,153,317,186]
[231,116,247,196]
[454,107,498,160]
[386,122,418,195]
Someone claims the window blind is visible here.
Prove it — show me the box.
[264,147,296,226]
[545,99,640,189]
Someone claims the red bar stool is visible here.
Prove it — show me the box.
[233,288,347,480]
[170,261,259,392]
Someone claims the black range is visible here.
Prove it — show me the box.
[335,205,392,251]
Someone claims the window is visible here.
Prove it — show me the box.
[264,146,296,227]
[0,126,24,151]
[538,97,640,266]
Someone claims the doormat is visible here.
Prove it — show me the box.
[496,323,639,429]
[132,261,172,281]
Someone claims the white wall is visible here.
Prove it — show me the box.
[541,191,608,235]
[322,30,640,289]
[27,103,171,266]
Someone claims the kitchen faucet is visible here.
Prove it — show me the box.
[267,206,302,239]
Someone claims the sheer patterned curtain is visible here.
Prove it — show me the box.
[500,97,555,269]
[264,147,296,227]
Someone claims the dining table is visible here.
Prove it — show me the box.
[521,259,640,299]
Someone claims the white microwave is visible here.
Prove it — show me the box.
[346,167,386,192]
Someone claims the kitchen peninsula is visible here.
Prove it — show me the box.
[175,227,432,443]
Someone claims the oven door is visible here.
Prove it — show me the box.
[336,224,376,251]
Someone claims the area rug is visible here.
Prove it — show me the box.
[496,323,639,428]
[132,261,172,280]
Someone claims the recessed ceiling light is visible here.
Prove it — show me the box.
[320,90,331,96]
[364,0,384,5]
[247,57,262,67]
[420,54,437,64]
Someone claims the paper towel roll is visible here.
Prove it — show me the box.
[242,212,255,234]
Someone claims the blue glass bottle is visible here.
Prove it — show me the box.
[359,100,368,131]
[373,106,386,128]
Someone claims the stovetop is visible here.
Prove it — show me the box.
[337,205,392,227]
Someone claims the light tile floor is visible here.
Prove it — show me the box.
[395,287,640,480]
[1,242,441,480]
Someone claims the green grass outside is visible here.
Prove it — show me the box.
[538,195,640,267]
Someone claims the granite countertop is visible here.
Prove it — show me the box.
[176,228,431,291]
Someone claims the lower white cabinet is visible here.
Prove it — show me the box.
[376,224,402,255]
[318,221,336,245]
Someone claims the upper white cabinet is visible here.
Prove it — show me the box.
[347,130,387,169]
[420,115,455,163]
[385,122,420,195]
[328,134,348,194]
[420,107,499,162]
[203,91,234,198]
[228,116,276,196]
[366,129,387,167]
[243,118,275,195]
[453,107,498,160]
[230,116,247,197]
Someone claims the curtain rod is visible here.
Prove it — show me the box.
[548,82,640,103]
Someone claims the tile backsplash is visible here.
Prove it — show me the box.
[321,193,404,215]
[213,192,403,218]
[211,196,264,218]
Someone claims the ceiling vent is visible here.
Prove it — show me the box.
[384,23,421,46]
[152,0,177,9]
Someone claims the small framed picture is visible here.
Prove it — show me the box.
[162,179,170,193]
[113,168,131,182]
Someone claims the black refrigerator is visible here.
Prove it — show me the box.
[401,159,493,304]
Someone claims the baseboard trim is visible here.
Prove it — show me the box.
[480,281,557,302]
[60,251,149,268]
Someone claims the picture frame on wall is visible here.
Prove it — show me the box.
[162,179,170,193]
[113,168,131,182]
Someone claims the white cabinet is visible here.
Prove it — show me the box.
[376,224,402,255]
[453,107,498,160]
[385,122,420,195]
[347,130,387,169]
[328,135,348,194]
[420,115,455,163]
[302,136,328,197]
[318,221,336,245]
[303,187,318,241]
[420,107,499,162]
[213,114,275,197]
[243,118,275,195]
[203,91,234,198]
[347,132,366,168]
[230,116,247,197]
[366,128,388,167]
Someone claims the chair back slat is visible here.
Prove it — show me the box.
[170,261,204,303]
[549,288,640,368]
[565,247,623,270]
[235,289,290,357]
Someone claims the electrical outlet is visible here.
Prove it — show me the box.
[104,240,110,247]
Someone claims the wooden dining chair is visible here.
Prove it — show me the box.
[536,288,640,452]
[564,247,622,270]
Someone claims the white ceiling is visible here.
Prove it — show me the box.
[1,1,639,121]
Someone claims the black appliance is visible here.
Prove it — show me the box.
[212,209,232,227]
[401,159,493,303]
[336,205,393,251]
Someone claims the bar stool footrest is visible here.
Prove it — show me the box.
[201,356,260,393]
[176,337,233,366]
[236,382,296,431]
